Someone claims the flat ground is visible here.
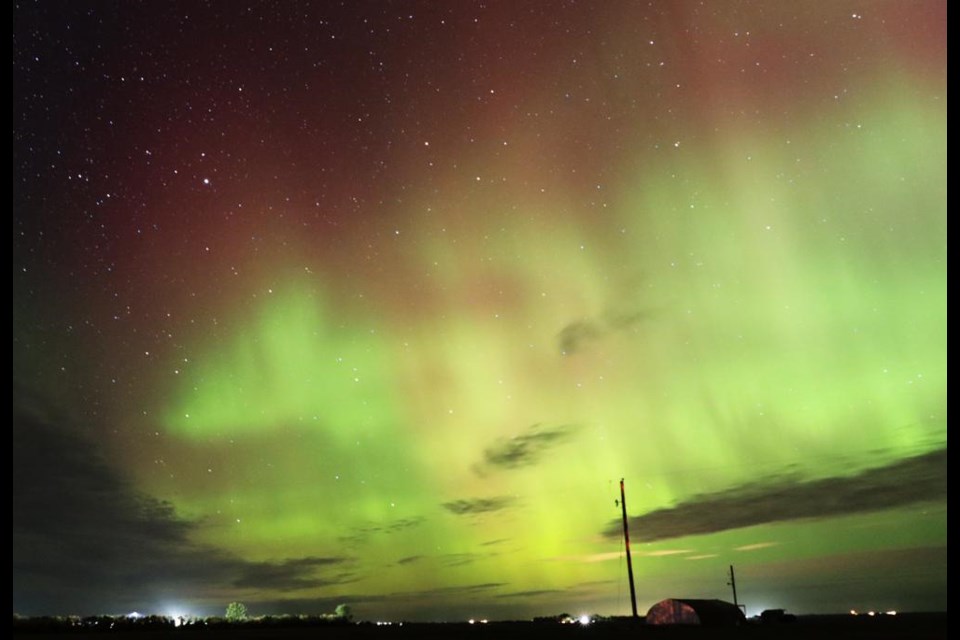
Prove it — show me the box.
[13,613,947,640]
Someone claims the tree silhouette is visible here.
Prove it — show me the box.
[225,602,248,622]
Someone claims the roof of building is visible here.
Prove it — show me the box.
[647,598,745,626]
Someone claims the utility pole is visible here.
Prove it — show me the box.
[619,478,639,618]
[728,565,738,608]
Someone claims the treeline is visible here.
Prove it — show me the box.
[12,613,354,633]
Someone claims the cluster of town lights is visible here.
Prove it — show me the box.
[849,610,897,616]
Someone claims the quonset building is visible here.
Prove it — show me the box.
[646,599,745,626]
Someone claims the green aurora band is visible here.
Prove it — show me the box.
[150,82,945,616]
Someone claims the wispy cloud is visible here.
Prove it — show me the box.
[603,448,946,542]
[735,542,779,552]
[558,311,649,355]
[392,583,506,599]
[561,552,623,563]
[338,516,425,545]
[480,538,510,547]
[441,496,516,515]
[233,557,353,592]
[475,424,579,474]
[558,551,623,564]
[494,589,564,599]
[553,548,693,563]
[558,321,603,356]
[439,553,484,567]
[248,594,389,616]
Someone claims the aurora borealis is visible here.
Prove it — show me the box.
[13,0,946,621]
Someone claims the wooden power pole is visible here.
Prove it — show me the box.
[619,478,639,618]
[728,565,739,608]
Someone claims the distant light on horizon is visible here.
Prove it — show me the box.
[163,606,189,626]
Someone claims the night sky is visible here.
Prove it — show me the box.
[13,0,946,622]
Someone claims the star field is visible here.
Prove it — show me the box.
[13,0,946,621]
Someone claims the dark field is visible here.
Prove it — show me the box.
[13,614,947,640]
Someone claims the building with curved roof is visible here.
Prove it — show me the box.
[646,599,745,626]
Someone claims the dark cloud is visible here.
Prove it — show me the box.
[396,550,501,568]
[603,448,947,542]
[233,557,353,592]
[576,579,618,588]
[476,423,578,473]
[395,549,506,568]
[382,516,426,532]
[440,553,479,567]
[441,496,515,515]
[558,321,603,356]
[12,396,353,614]
[247,593,390,616]
[338,516,425,545]
[558,311,649,355]
[440,551,499,567]
[605,310,648,331]
[494,589,563,599]
[727,546,947,613]
[394,583,506,598]
[480,538,510,547]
